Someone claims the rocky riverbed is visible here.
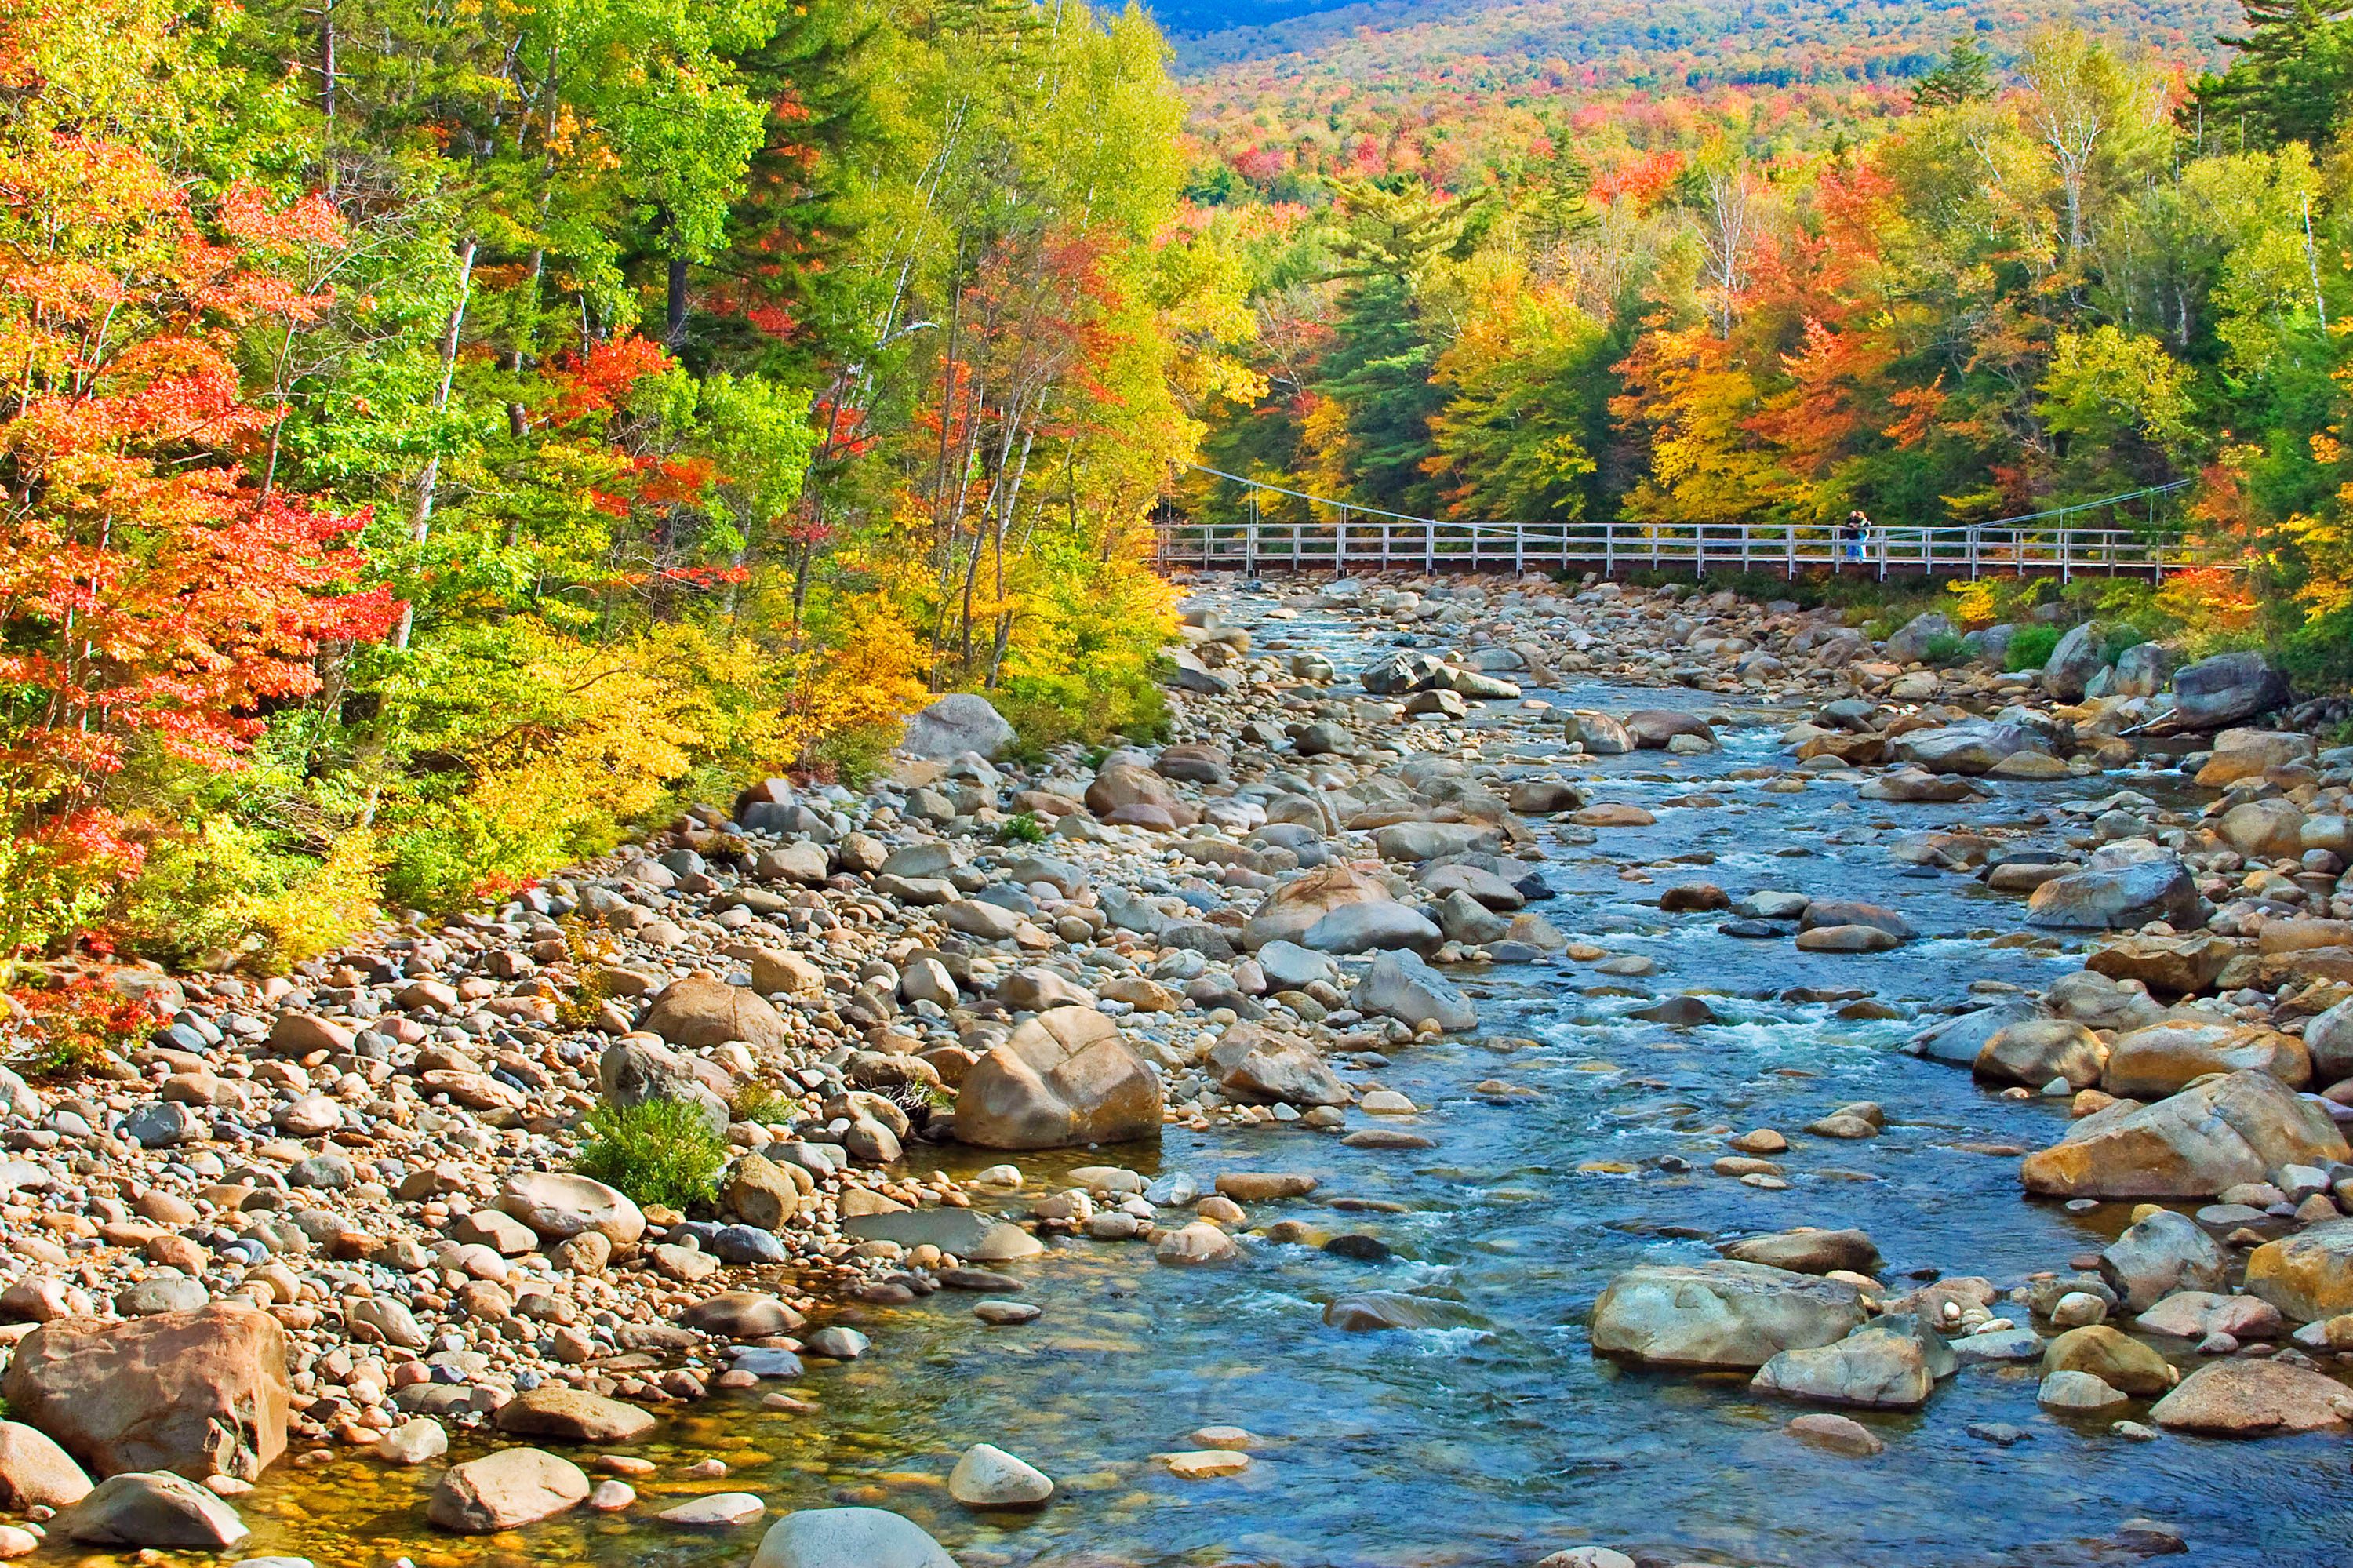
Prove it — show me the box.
[2,573,2351,1567]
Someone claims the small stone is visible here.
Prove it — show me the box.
[588,1479,635,1512]
[1163,1450,1251,1479]
[973,1300,1041,1325]
[659,1492,767,1528]
[1786,1413,1883,1457]
[947,1442,1054,1508]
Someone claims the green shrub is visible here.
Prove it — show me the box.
[2004,624,2060,671]
[996,811,1047,844]
[1918,631,1973,667]
[572,1100,726,1210]
[806,721,899,788]
[2099,624,2149,665]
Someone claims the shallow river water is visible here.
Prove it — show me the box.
[215,589,2350,1568]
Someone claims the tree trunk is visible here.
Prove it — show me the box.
[393,237,476,651]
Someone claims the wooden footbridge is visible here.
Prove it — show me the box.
[1158,467,2209,582]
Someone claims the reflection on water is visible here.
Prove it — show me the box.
[217,594,2348,1568]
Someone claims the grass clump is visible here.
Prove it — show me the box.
[730,1082,800,1127]
[573,1099,726,1210]
[996,811,1047,845]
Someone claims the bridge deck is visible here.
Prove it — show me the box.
[1162,469,2211,582]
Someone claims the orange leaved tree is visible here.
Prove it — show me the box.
[0,19,395,969]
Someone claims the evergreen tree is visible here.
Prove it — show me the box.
[2195,1,2353,149]
[1913,38,1997,109]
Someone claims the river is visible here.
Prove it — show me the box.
[214,585,2347,1568]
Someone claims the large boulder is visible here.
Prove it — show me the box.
[1589,1261,1864,1370]
[900,694,1015,760]
[1210,1024,1349,1108]
[2084,934,2237,998]
[751,1508,959,1568]
[427,1447,591,1533]
[2220,799,2308,860]
[597,1037,730,1133]
[1975,1019,2108,1090]
[1301,901,1442,955]
[492,1386,656,1444]
[2041,622,2107,701]
[1720,1229,1882,1277]
[1373,821,1504,861]
[2024,857,2201,930]
[2149,1359,2353,1435]
[952,1006,1164,1150]
[2,1304,288,1481]
[2309,996,2353,1085]
[1241,864,1395,951]
[1359,651,1447,695]
[2100,1021,2308,1099]
[2020,1070,2350,1199]
[497,1173,646,1246]
[1351,951,1477,1031]
[2245,1220,2353,1322]
[2195,728,2314,785]
[1883,611,1955,664]
[2169,650,2290,730]
[2042,1325,2177,1396]
[638,975,791,1052]
[1907,1000,2046,1066]
[1624,710,1717,750]
[1083,764,1186,821]
[1891,723,2032,776]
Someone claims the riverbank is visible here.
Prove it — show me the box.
[0,570,2347,1566]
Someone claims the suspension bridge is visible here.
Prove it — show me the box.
[1157,466,2211,582]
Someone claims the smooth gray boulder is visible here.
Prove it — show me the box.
[1590,1261,1864,1369]
[2098,1210,2228,1312]
[900,695,1016,760]
[2042,622,2107,701]
[1751,1326,1933,1408]
[2024,857,2200,930]
[2171,650,2289,729]
[751,1508,959,1568]
[56,1472,248,1548]
[1351,951,1476,1031]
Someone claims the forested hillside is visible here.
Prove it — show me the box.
[1178,3,2353,697]
[0,0,1241,983]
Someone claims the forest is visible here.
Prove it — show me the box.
[3,0,2351,987]
[0,0,1247,983]
[1183,2,2353,687]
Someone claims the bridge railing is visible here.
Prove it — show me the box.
[1161,469,2213,582]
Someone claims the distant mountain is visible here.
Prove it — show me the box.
[1141,0,1437,40]
[1163,0,2236,80]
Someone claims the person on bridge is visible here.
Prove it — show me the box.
[1839,511,1867,568]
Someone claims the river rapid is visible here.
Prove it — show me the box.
[216,584,2349,1568]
